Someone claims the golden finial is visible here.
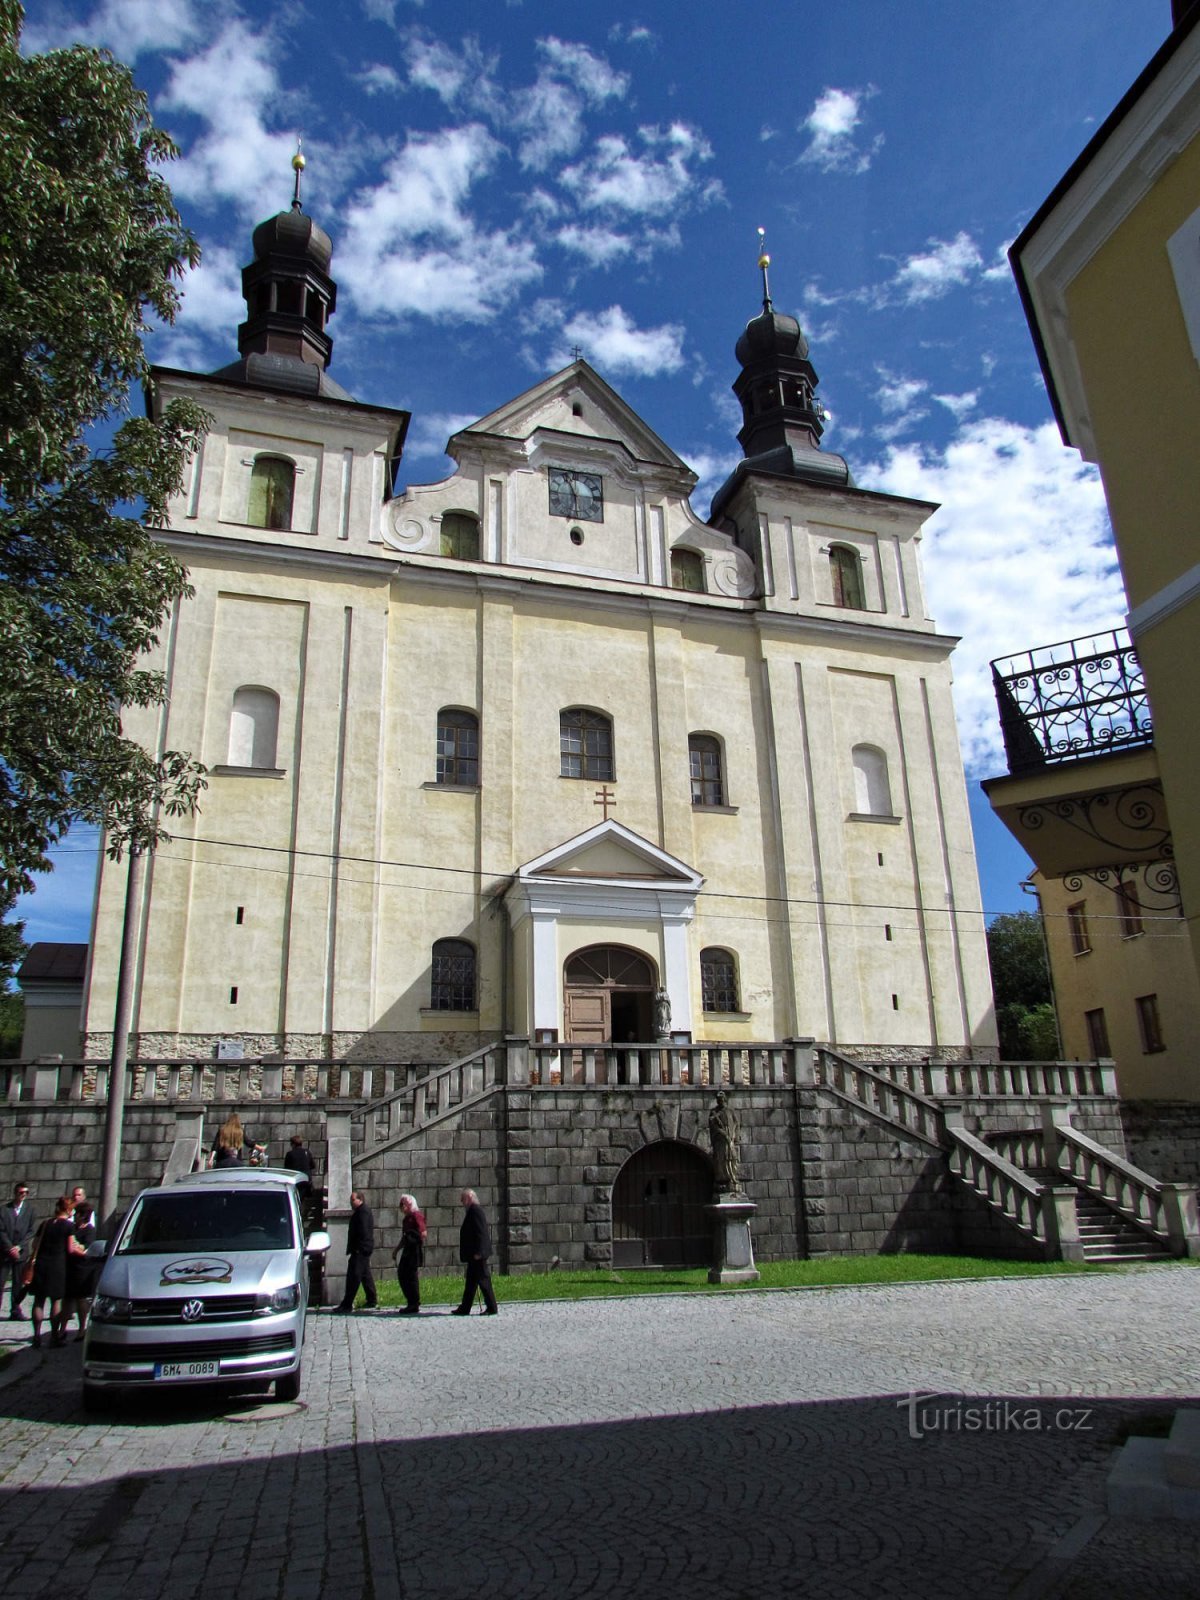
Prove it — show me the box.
[757,226,773,312]
[291,138,305,210]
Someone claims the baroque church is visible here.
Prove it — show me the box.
[81,185,997,1070]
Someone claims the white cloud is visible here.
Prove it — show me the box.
[404,33,497,106]
[983,240,1015,282]
[875,371,927,415]
[515,38,628,171]
[356,62,404,96]
[892,232,984,305]
[24,0,202,57]
[799,87,882,175]
[150,243,245,368]
[554,306,685,377]
[561,122,719,215]
[682,447,739,518]
[338,125,542,321]
[405,411,479,459]
[860,418,1124,774]
[608,22,656,47]
[933,391,979,420]
[158,21,304,222]
[556,225,634,267]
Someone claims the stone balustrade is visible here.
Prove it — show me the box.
[1054,1123,1200,1256]
[526,1041,800,1089]
[866,1057,1118,1099]
[813,1050,944,1146]
[945,1122,1050,1245]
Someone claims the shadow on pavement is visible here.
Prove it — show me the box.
[0,1369,1196,1599]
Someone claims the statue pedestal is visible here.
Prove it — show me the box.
[705,1197,760,1285]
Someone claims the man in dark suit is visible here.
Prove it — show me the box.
[452,1188,498,1316]
[335,1190,377,1312]
[0,1182,35,1319]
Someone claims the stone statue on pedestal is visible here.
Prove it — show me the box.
[708,1090,742,1194]
[654,987,672,1041]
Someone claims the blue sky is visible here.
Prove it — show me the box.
[16,0,1172,948]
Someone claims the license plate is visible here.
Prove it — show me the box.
[155,1360,219,1380]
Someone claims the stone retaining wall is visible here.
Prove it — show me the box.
[1121,1101,1200,1183]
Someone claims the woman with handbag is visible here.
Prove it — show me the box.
[394,1193,427,1315]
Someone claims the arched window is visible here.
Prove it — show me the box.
[248,456,296,531]
[689,734,725,807]
[852,745,893,816]
[436,709,479,786]
[830,544,865,609]
[700,948,740,1013]
[228,686,280,769]
[440,512,480,561]
[670,549,705,593]
[430,938,476,1010]
[560,708,613,780]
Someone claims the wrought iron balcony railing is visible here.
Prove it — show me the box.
[991,627,1152,776]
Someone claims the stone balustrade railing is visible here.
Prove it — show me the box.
[945,1124,1050,1244]
[986,1129,1049,1171]
[526,1041,798,1089]
[813,1050,944,1146]
[359,1043,500,1155]
[866,1058,1118,1099]
[1,1057,449,1106]
[1054,1124,1200,1255]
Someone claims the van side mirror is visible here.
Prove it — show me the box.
[304,1231,331,1255]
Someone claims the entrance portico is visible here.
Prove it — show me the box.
[505,820,704,1042]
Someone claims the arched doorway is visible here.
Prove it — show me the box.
[611,1140,714,1267]
[563,945,656,1044]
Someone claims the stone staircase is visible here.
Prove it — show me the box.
[1023,1169,1174,1262]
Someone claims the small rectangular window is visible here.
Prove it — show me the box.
[891,993,899,1010]
[229,987,239,1005]
[1135,994,1164,1054]
[884,924,892,941]
[1067,902,1091,956]
[1115,881,1143,938]
[235,906,245,926]
[1084,1008,1110,1056]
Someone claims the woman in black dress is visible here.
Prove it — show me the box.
[64,1201,100,1340]
[30,1196,86,1348]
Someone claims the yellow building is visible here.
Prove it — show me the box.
[82,199,995,1064]
[1008,5,1200,991]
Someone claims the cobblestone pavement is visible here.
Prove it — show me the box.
[0,1268,1198,1599]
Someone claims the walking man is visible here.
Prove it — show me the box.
[452,1188,498,1316]
[335,1190,377,1312]
[0,1182,34,1320]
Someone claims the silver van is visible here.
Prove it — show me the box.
[82,1168,330,1406]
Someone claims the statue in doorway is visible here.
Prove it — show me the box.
[653,987,672,1041]
[708,1090,742,1194]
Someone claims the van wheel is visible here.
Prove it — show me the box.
[275,1366,302,1402]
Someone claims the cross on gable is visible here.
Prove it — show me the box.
[593,786,616,820]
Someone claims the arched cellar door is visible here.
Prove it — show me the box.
[611,1140,714,1268]
[563,945,656,1044]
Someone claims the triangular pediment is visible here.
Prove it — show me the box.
[453,360,694,483]
[517,820,703,889]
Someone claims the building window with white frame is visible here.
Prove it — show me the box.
[700,947,740,1012]
[436,709,479,786]
[1067,902,1091,956]
[689,734,725,807]
[560,708,613,780]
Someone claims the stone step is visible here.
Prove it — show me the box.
[1108,1409,1200,1520]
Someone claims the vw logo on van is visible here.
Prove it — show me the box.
[160,1257,233,1286]
[181,1299,205,1322]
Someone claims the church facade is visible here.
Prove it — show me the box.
[81,200,996,1066]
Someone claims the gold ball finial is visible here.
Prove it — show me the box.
[757,225,769,270]
[292,142,306,174]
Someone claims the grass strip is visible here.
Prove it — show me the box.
[367,1252,1117,1308]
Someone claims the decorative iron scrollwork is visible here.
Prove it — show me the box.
[991,628,1152,776]
[1062,859,1182,917]
[1015,783,1170,861]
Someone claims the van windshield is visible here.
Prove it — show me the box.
[117,1191,296,1254]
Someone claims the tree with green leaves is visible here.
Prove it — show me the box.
[0,895,26,1058]
[986,909,1060,1060]
[0,0,208,903]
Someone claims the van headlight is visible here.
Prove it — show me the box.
[269,1284,301,1313]
[92,1295,133,1323]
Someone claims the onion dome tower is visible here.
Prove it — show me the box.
[212,143,353,400]
[711,232,851,522]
